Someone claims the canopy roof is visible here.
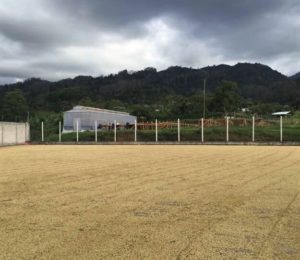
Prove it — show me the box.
[271,111,291,116]
[66,106,130,116]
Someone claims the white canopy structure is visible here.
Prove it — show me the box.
[271,111,291,116]
[63,106,136,132]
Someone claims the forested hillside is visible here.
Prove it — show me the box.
[291,72,300,80]
[0,63,299,123]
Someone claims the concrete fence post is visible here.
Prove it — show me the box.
[252,116,255,142]
[280,116,283,143]
[28,122,31,142]
[1,123,3,145]
[114,120,117,142]
[134,119,137,142]
[201,118,204,143]
[95,120,97,143]
[155,119,158,142]
[41,121,44,142]
[226,117,229,142]
[25,122,30,142]
[15,124,18,144]
[76,119,79,143]
[178,118,180,142]
[59,121,62,143]
[24,123,26,143]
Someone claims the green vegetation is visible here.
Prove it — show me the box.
[210,81,241,115]
[0,63,299,142]
[42,123,300,143]
[1,89,28,121]
[1,63,299,122]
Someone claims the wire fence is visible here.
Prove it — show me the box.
[32,116,300,143]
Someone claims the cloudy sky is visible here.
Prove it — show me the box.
[0,0,299,84]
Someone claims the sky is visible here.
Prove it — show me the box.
[0,0,299,84]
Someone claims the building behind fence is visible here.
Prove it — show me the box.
[0,122,30,145]
[63,106,137,132]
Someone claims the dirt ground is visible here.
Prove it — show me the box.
[0,145,299,259]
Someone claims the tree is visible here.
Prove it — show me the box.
[1,89,29,122]
[210,81,241,116]
[130,104,154,120]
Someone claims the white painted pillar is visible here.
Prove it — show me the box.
[252,116,255,142]
[280,116,283,142]
[114,120,117,142]
[41,121,44,142]
[59,121,62,143]
[1,123,3,145]
[177,118,180,142]
[25,122,30,142]
[15,124,18,144]
[201,118,204,143]
[76,119,79,143]
[24,122,27,143]
[95,120,97,143]
[226,117,229,142]
[134,119,137,142]
[155,119,158,142]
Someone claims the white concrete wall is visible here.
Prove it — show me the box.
[0,122,30,145]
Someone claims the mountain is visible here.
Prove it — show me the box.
[155,63,288,92]
[0,62,299,120]
[290,72,300,79]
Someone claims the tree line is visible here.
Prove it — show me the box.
[0,63,299,125]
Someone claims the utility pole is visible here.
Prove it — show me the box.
[203,79,206,119]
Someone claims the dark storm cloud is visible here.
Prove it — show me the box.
[51,0,283,28]
[0,0,299,83]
